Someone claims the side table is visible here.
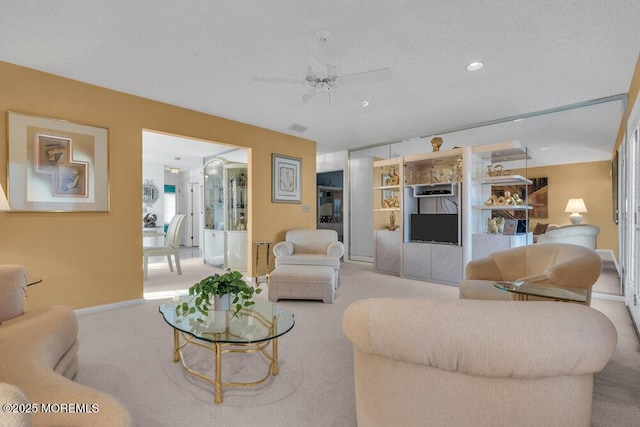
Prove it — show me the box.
[494,281,588,304]
[253,240,272,285]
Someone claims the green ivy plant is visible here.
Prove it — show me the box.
[175,269,262,320]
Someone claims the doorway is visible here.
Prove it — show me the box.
[142,130,248,290]
[317,170,344,242]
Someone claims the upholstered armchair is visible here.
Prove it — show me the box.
[273,229,344,284]
[459,243,602,305]
[343,298,617,427]
[0,265,130,426]
[536,223,600,249]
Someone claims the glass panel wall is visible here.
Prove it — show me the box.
[348,97,625,295]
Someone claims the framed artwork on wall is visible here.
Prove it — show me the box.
[7,112,109,212]
[612,150,619,224]
[272,154,301,203]
[528,177,549,218]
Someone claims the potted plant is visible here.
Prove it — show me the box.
[175,269,262,320]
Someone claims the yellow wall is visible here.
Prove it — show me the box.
[614,53,640,153]
[0,61,316,310]
[521,161,618,257]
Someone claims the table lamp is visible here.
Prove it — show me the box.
[565,198,587,224]
[0,184,11,211]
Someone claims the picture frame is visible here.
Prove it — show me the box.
[503,219,517,235]
[272,154,301,203]
[612,150,619,224]
[7,112,109,212]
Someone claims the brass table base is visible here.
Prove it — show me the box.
[171,315,280,404]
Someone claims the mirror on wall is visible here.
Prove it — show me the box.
[348,97,625,295]
[143,180,159,206]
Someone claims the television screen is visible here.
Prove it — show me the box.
[410,214,459,245]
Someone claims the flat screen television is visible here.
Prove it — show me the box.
[410,214,459,245]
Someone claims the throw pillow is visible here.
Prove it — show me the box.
[533,223,548,235]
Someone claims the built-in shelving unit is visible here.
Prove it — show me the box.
[402,149,464,284]
[372,158,403,275]
[371,140,535,283]
[470,141,533,259]
[202,159,248,271]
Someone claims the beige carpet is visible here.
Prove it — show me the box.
[75,260,640,426]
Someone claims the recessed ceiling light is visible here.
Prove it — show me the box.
[540,147,551,151]
[466,61,484,71]
[361,100,370,107]
[169,167,180,174]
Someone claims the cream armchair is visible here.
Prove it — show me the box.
[459,243,602,305]
[343,298,617,427]
[536,224,600,249]
[273,229,344,283]
[0,265,130,426]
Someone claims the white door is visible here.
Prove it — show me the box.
[187,182,200,247]
[349,157,374,262]
[625,98,640,327]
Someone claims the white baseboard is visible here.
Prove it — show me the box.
[592,292,625,302]
[349,255,373,263]
[75,298,145,316]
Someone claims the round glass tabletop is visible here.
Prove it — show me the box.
[159,297,294,344]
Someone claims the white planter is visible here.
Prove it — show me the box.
[214,294,231,312]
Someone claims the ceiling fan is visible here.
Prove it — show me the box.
[253,64,391,104]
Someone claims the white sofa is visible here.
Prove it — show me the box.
[343,297,617,427]
[536,224,600,249]
[0,265,130,426]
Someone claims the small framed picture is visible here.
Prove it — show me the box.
[503,219,517,235]
[272,154,301,203]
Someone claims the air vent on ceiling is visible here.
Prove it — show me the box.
[288,123,309,133]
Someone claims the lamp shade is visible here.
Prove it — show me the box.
[0,184,11,211]
[565,198,587,213]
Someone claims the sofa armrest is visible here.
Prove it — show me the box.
[544,254,602,289]
[326,241,345,258]
[464,257,502,280]
[343,298,616,378]
[273,241,294,257]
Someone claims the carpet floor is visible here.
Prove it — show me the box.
[74,260,640,426]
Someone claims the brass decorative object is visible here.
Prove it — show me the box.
[386,211,399,230]
[431,137,443,152]
[382,194,400,208]
[484,190,525,206]
[486,164,513,177]
[384,167,400,185]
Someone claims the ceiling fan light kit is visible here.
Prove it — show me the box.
[252,32,391,105]
[466,61,484,71]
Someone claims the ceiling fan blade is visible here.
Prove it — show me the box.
[339,68,391,84]
[302,91,317,104]
[252,76,305,84]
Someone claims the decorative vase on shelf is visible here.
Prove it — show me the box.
[431,137,443,152]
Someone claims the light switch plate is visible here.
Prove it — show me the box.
[301,205,310,212]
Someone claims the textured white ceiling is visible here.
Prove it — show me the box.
[1,1,638,165]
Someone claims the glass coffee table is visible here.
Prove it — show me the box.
[494,281,588,304]
[159,297,294,404]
